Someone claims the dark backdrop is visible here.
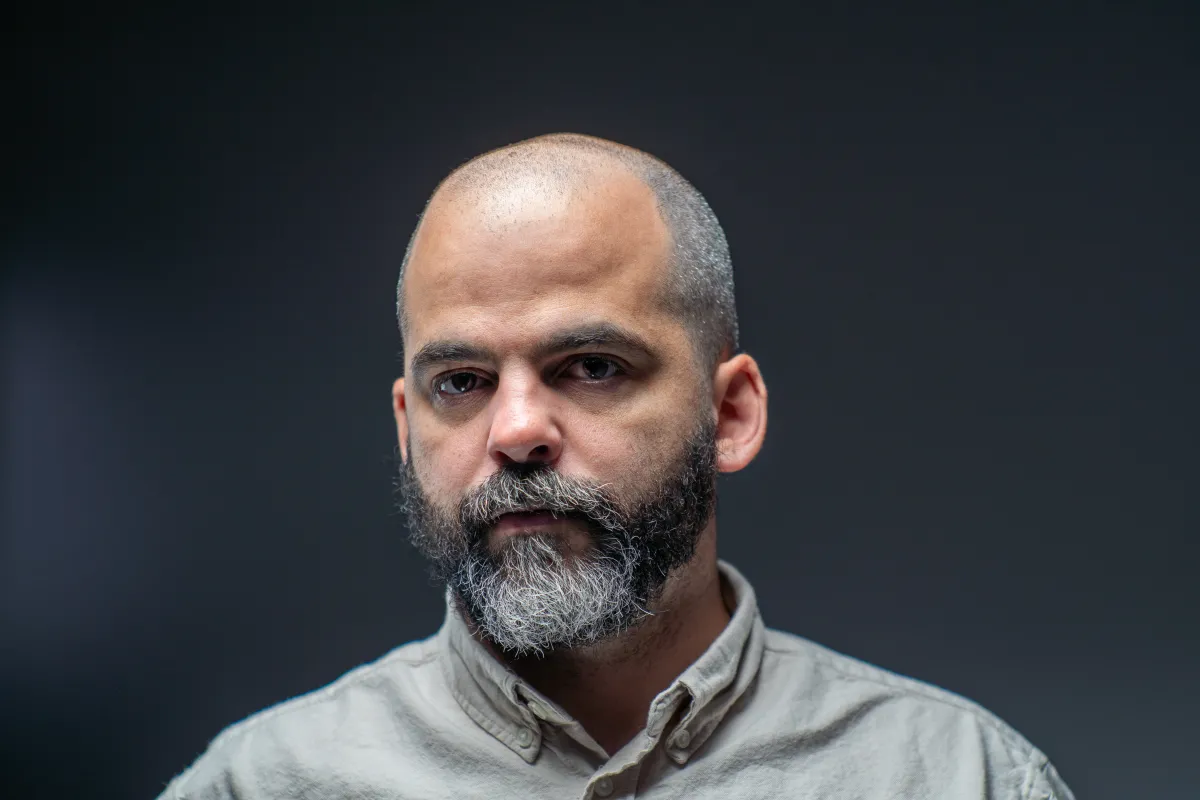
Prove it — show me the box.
[4,4,1197,799]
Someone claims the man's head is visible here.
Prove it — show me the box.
[396,134,738,371]
[392,133,767,657]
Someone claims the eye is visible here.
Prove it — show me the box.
[566,356,622,381]
[436,372,483,396]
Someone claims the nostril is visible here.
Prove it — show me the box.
[494,444,552,467]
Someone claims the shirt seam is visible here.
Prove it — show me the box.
[175,645,441,794]
[1021,755,1058,800]
[763,640,1044,763]
[448,679,533,757]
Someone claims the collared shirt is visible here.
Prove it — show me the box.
[159,561,1074,799]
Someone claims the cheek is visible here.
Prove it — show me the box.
[566,384,702,485]
[409,418,484,502]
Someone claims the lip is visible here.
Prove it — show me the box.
[492,510,562,535]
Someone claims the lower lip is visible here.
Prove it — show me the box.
[492,511,563,535]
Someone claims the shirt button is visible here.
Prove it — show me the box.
[594,777,614,797]
[672,728,692,749]
[516,727,534,747]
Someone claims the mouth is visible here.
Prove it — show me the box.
[491,509,568,535]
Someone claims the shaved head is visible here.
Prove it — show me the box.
[396,133,738,371]
[390,133,769,663]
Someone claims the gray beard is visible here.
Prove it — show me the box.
[395,418,717,657]
[455,531,642,656]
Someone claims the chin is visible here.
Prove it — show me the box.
[488,527,592,558]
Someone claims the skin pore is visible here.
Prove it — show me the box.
[391,139,768,754]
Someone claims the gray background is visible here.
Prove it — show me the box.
[3,4,1197,798]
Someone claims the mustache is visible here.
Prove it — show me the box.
[458,464,626,532]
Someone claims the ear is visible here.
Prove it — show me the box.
[392,377,409,463]
[711,353,767,473]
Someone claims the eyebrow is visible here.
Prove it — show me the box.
[408,341,497,380]
[533,322,656,361]
[407,322,657,381]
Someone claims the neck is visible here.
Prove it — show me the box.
[490,530,730,755]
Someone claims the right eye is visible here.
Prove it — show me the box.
[436,372,483,396]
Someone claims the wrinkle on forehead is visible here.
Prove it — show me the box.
[404,165,673,346]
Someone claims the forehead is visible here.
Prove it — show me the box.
[403,168,679,356]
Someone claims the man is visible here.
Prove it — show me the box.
[159,134,1075,799]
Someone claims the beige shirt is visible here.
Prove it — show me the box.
[159,562,1074,799]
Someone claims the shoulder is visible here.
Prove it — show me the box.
[762,626,1024,738]
[158,635,445,800]
[754,627,1073,800]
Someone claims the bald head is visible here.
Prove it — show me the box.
[397,133,738,370]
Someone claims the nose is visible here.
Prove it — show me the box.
[486,375,563,467]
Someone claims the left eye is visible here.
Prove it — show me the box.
[436,372,481,395]
[568,356,620,381]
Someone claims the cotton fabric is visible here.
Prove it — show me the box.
[159,562,1074,799]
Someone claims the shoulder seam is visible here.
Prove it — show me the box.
[176,640,442,794]
[763,634,1041,761]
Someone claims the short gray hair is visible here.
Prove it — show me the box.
[396,134,738,370]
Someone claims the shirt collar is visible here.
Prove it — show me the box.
[437,560,766,764]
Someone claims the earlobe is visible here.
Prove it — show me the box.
[712,354,768,474]
[392,378,409,463]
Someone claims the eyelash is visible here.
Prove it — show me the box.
[431,355,626,400]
